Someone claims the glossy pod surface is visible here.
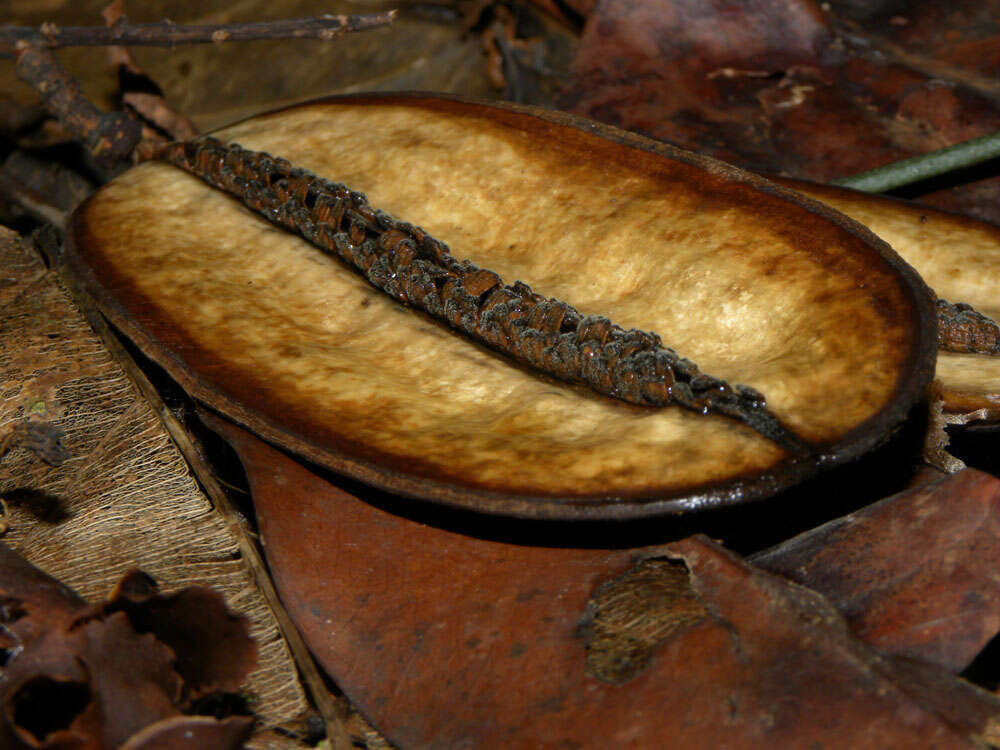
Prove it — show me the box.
[67,95,937,518]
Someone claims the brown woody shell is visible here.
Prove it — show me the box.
[66,94,937,518]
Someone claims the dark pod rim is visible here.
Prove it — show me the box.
[65,92,939,520]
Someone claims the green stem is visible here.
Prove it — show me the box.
[832,130,1000,193]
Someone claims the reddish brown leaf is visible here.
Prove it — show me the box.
[0,548,94,748]
[0,542,86,645]
[0,613,181,750]
[3,673,93,749]
[829,0,1000,84]
[752,468,1000,673]
[563,0,1000,223]
[207,412,1000,748]
[524,0,595,27]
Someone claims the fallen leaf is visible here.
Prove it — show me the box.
[100,570,258,700]
[563,0,1000,224]
[206,412,1000,748]
[0,227,308,738]
[0,544,255,749]
[119,715,253,750]
[752,468,1000,673]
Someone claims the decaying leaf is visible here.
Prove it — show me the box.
[98,570,259,702]
[752,468,1000,674]
[67,95,936,518]
[119,716,262,750]
[773,178,1000,423]
[0,543,254,749]
[205,412,1000,748]
[562,0,1000,224]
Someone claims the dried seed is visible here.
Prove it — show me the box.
[158,136,809,453]
[936,298,1000,355]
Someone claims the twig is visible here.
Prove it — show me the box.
[832,130,1000,193]
[0,12,396,56]
[14,45,141,175]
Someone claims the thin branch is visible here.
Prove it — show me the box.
[14,45,141,174]
[0,12,396,56]
[832,130,1000,193]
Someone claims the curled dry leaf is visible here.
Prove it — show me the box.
[775,178,1000,422]
[206,412,1000,748]
[0,544,255,749]
[0,541,85,642]
[0,226,306,732]
[119,715,256,750]
[66,95,936,518]
[101,0,200,146]
[100,570,258,700]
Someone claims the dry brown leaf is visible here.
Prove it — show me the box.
[563,0,1000,224]
[0,544,254,749]
[753,468,1000,673]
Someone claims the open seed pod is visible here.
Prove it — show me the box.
[65,94,936,519]
[775,179,1000,424]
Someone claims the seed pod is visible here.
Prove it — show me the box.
[156,135,804,453]
[774,178,1000,424]
[66,95,936,518]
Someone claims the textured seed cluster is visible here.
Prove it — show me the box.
[159,137,804,451]
[937,298,1000,355]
